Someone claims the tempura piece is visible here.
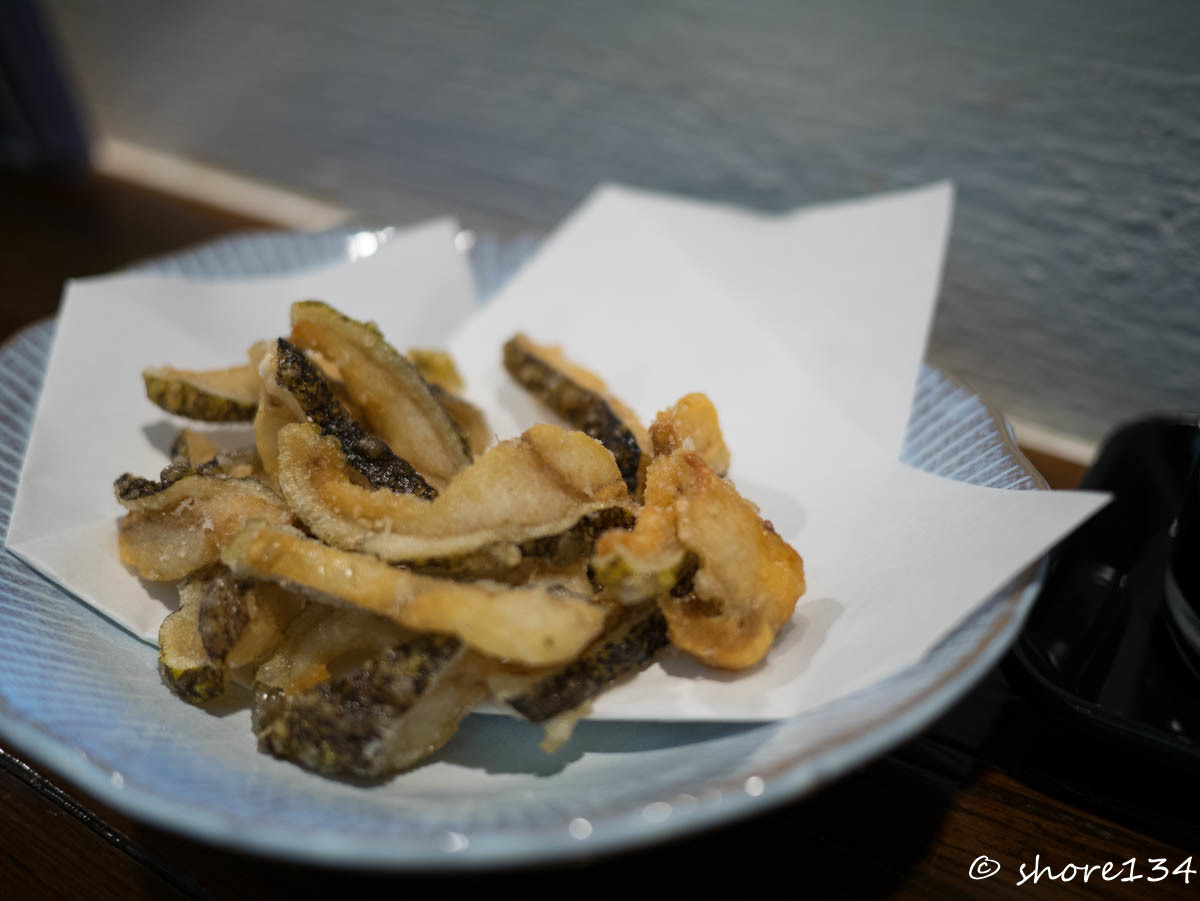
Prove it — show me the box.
[648,393,731,476]
[115,473,292,581]
[258,339,437,498]
[402,346,492,453]
[592,450,805,670]
[275,420,635,567]
[159,566,305,704]
[252,381,293,482]
[158,580,226,704]
[503,334,650,496]
[170,429,221,469]
[195,566,305,670]
[250,337,366,415]
[163,430,261,486]
[489,601,669,749]
[223,520,609,666]
[406,348,465,393]
[253,607,487,778]
[430,387,492,455]
[290,301,471,486]
[143,364,260,422]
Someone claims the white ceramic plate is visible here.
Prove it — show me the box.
[0,229,1043,869]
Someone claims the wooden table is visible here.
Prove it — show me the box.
[1,172,1195,899]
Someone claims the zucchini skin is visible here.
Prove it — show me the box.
[143,371,257,422]
[290,302,473,475]
[502,337,642,496]
[503,603,669,724]
[158,574,228,705]
[407,348,465,393]
[115,448,261,505]
[428,384,492,455]
[411,506,636,581]
[253,633,462,779]
[591,547,698,606]
[114,470,285,511]
[196,567,251,663]
[159,657,226,704]
[273,339,437,499]
[114,471,181,503]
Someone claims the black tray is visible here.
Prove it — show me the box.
[1005,414,1200,765]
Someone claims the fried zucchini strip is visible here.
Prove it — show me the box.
[158,580,227,704]
[258,339,437,499]
[194,566,250,663]
[170,429,221,468]
[143,365,260,422]
[404,348,491,453]
[252,383,294,482]
[648,393,731,476]
[195,566,305,669]
[164,430,262,485]
[406,348,465,393]
[115,473,293,581]
[275,420,634,568]
[254,603,407,695]
[490,602,669,734]
[430,386,492,455]
[590,395,728,602]
[592,449,805,670]
[403,346,491,452]
[222,521,609,666]
[503,334,650,496]
[159,566,305,703]
[289,301,471,486]
[253,609,486,778]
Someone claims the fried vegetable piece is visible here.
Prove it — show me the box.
[194,566,250,663]
[252,381,294,482]
[143,365,260,422]
[648,393,731,476]
[590,543,696,607]
[275,420,635,569]
[115,473,292,581]
[223,520,609,666]
[258,339,437,499]
[521,560,597,595]
[165,430,261,486]
[407,506,635,584]
[170,429,220,468]
[503,334,650,496]
[405,347,492,453]
[195,566,305,669]
[159,566,305,703]
[289,301,471,486]
[251,337,370,419]
[246,339,273,370]
[490,602,669,747]
[592,450,805,670]
[158,579,226,704]
[406,348,464,393]
[430,386,492,455]
[253,607,487,778]
[590,394,728,602]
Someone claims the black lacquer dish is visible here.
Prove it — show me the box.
[1008,414,1200,765]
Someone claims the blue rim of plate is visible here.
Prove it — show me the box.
[0,226,1045,869]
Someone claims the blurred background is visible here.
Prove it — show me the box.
[5,0,1199,458]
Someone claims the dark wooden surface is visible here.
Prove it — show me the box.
[0,173,1194,898]
[0,171,271,338]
